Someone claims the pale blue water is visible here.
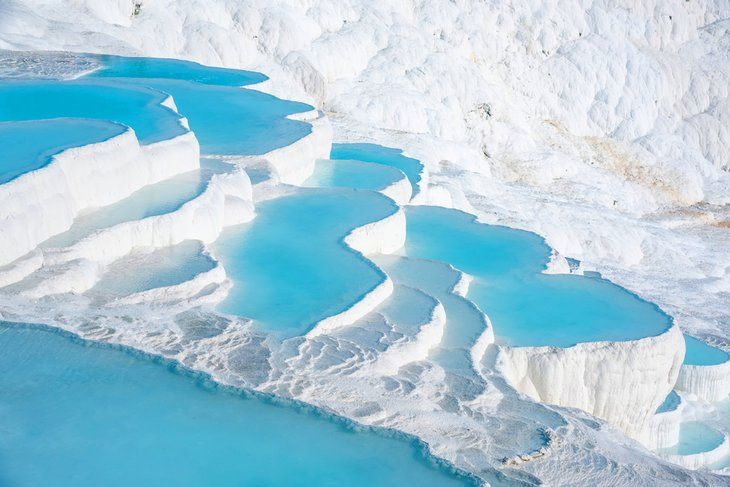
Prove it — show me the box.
[305,158,404,192]
[656,390,681,414]
[214,189,398,336]
[0,323,469,487]
[376,256,489,375]
[0,79,186,144]
[0,119,125,184]
[684,335,730,366]
[404,206,672,348]
[42,169,210,249]
[92,240,216,296]
[88,56,312,155]
[659,421,725,456]
[331,143,422,196]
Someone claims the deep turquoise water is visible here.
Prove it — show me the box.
[0,79,186,144]
[331,143,422,196]
[659,421,725,456]
[684,335,730,366]
[88,56,312,156]
[0,323,468,487]
[92,240,216,296]
[305,158,404,192]
[403,206,672,348]
[0,119,125,184]
[214,189,397,336]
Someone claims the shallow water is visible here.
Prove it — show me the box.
[0,79,186,144]
[0,323,468,487]
[41,169,210,249]
[305,158,404,192]
[214,189,397,336]
[89,56,312,156]
[0,119,125,184]
[659,421,725,456]
[403,206,672,348]
[684,335,729,366]
[331,143,423,196]
[91,240,215,297]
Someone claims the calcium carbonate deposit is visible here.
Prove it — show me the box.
[0,1,728,485]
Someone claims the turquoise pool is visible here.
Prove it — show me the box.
[684,335,730,366]
[88,56,312,156]
[214,189,397,336]
[659,421,725,456]
[0,119,126,184]
[92,55,266,86]
[403,206,672,348]
[305,158,404,193]
[331,143,423,196]
[0,323,469,486]
[0,79,186,144]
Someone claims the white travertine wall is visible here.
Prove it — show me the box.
[258,110,332,185]
[23,169,254,297]
[646,396,683,450]
[675,359,730,403]
[0,128,199,267]
[498,324,685,441]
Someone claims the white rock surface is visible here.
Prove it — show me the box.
[497,324,686,441]
[676,359,730,403]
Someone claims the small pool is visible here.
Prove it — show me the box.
[214,189,398,336]
[42,169,210,249]
[88,56,312,156]
[0,119,126,184]
[403,206,672,348]
[659,421,725,456]
[0,323,469,486]
[684,335,730,366]
[91,240,216,297]
[656,390,681,414]
[305,158,404,192]
[0,79,186,144]
[331,143,423,196]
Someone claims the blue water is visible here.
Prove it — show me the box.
[92,55,266,86]
[92,240,216,296]
[659,421,725,456]
[0,79,186,144]
[403,206,672,348]
[88,56,312,156]
[0,119,125,184]
[0,323,469,486]
[656,390,681,414]
[331,143,423,196]
[214,189,398,336]
[684,335,730,366]
[305,158,404,192]
[42,169,210,249]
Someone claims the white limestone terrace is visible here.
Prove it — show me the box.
[0,6,727,485]
[0,52,725,485]
[1,0,727,352]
